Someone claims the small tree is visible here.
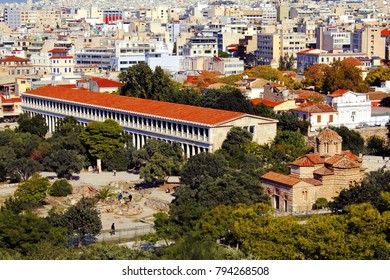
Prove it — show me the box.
[366,135,385,155]
[49,179,73,197]
[314,198,328,209]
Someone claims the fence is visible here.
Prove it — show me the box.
[274,208,332,218]
[97,224,154,243]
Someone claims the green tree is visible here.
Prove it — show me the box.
[179,153,229,189]
[151,66,172,101]
[119,62,154,98]
[79,119,125,162]
[0,211,67,255]
[16,113,48,138]
[278,53,295,71]
[276,112,309,135]
[252,103,277,119]
[330,126,365,155]
[322,61,369,93]
[140,152,175,183]
[47,197,102,243]
[218,50,231,58]
[43,149,83,179]
[8,173,50,212]
[366,135,385,155]
[49,179,73,197]
[200,86,254,114]
[365,67,390,86]
[102,146,132,171]
[7,157,41,182]
[330,170,390,213]
[217,127,253,168]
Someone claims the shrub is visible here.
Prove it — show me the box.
[314,198,328,209]
[49,179,73,197]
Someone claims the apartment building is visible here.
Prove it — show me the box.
[21,85,278,157]
[75,47,115,70]
[257,32,306,67]
[207,56,244,75]
[182,35,218,58]
[351,27,387,59]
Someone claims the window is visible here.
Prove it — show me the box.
[302,190,308,201]
[329,115,333,123]
[317,115,321,123]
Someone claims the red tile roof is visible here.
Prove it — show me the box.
[291,153,325,167]
[24,85,270,126]
[328,89,349,98]
[261,171,301,187]
[342,150,361,162]
[55,84,77,89]
[48,49,68,53]
[381,29,390,37]
[317,128,342,142]
[325,154,360,169]
[313,166,334,176]
[0,55,29,63]
[297,49,314,55]
[302,178,322,186]
[291,90,325,102]
[1,96,21,103]
[89,77,122,88]
[250,98,284,107]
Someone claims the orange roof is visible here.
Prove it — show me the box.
[317,128,342,142]
[89,77,122,88]
[250,98,284,107]
[48,49,68,53]
[55,84,77,89]
[291,90,325,102]
[325,154,360,169]
[291,153,325,167]
[24,85,263,126]
[381,29,390,37]
[313,166,334,176]
[1,96,21,103]
[261,171,301,187]
[342,150,360,162]
[328,89,349,98]
[291,102,336,113]
[297,49,314,55]
[0,55,29,63]
[302,178,322,186]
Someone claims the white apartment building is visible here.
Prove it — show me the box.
[113,40,167,71]
[207,56,244,75]
[327,90,371,128]
[320,27,351,51]
[31,49,74,75]
[75,47,115,70]
[182,35,218,58]
[21,85,278,158]
[4,7,21,29]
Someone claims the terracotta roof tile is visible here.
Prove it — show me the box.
[0,55,29,63]
[291,153,325,167]
[24,85,267,126]
[325,154,360,169]
[90,77,122,88]
[342,150,361,162]
[290,156,315,167]
[313,166,334,176]
[261,171,301,187]
[250,98,284,107]
[48,49,68,53]
[328,89,349,98]
[317,128,342,142]
[302,178,322,186]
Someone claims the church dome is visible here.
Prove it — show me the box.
[317,128,342,142]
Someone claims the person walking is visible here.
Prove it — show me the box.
[113,170,116,176]
[110,223,115,235]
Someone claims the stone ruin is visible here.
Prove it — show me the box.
[144,197,170,212]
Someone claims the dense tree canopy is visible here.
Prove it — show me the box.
[303,64,330,92]
[365,67,390,87]
[322,61,369,93]
[16,113,48,138]
[79,119,125,162]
